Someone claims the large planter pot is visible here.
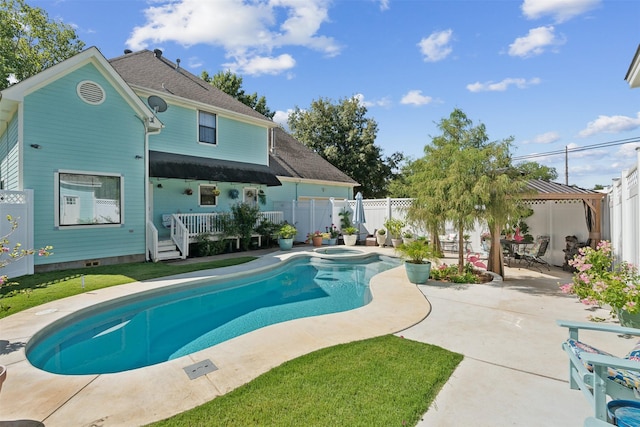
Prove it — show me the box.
[312,236,323,247]
[343,235,357,246]
[328,238,337,246]
[403,237,415,245]
[391,238,402,248]
[0,365,6,393]
[278,238,294,251]
[617,309,640,329]
[376,234,386,247]
[404,261,432,284]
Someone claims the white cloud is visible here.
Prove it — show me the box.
[521,0,600,23]
[400,90,433,106]
[578,113,640,137]
[224,54,296,75]
[273,110,293,128]
[616,141,640,158]
[526,131,560,144]
[466,77,541,92]
[417,29,453,62]
[126,0,339,76]
[508,26,564,57]
[378,0,390,11]
[353,93,391,108]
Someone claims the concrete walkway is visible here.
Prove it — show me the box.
[0,247,634,426]
[406,260,632,426]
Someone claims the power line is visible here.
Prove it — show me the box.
[512,136,640,161]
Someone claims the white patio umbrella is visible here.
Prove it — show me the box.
[353,192,366,240]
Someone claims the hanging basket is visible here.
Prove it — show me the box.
[184,188,193,195]
[228,189,239,199]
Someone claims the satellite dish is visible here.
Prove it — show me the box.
[147,95,167,113]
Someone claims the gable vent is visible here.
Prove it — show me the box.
[77,80,105,105]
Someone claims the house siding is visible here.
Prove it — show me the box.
[21,63,146,265]
[147,103,269,165]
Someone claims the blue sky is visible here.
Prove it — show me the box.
[31,0,640,189]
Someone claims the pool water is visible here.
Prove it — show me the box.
[27,254,399,375]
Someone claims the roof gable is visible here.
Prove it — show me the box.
[0,47,160,129]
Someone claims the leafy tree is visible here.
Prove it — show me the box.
[288,96,403,198]
[201,70,275,119]
[0,0,85,89]
[405,109,530,276]
[515,161,558,181]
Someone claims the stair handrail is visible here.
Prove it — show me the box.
[170,214,189,259]
[146,220,159,262]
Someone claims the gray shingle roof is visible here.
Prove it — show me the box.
[269,127,358,185]
[109,50,273,123]
[109,50,357,188]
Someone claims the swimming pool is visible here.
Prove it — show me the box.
[26,253,399,375]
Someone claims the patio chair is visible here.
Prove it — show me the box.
[500,239,517,267]
[557,320,640,422]
[517,235,550,271]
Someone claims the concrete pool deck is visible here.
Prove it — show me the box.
[0,246,635,426]
[0,247,430,426]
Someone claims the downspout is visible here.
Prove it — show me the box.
[135,115,160,261]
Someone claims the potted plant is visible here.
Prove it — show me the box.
[396,240,437,284]
[560,240,640,327]
[376,228,387,247]
[402,231,414,245]
[211,188,221,197]
[327,224,339,245]
[277,223,297,250]
[384,218,405,248]
[258,189,266,205]
[342,226,358,246]
[307,231,324,247]
[184,188,193,195]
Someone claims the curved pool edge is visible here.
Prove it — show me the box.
[0,246,431,427]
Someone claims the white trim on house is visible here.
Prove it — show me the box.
[0,47,161,131]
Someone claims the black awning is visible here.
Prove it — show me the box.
[149,151,282,187]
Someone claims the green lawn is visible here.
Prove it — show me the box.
[0,257,256,318]
[149,335,462,427]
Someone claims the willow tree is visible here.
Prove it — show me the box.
[406,108,530,276]
[407,109,490,272]
[474,145,532,277]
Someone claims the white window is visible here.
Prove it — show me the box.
[56,172,122,227]
[199,185,219,206]
[198,111,217,144]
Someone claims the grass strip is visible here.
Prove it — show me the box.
[0,257,256,318]
[150,335,462,427]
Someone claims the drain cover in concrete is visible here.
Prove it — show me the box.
[184,359,218,380]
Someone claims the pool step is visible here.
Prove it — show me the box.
[157,240,182,260]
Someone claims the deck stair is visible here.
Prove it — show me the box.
[157,239,182,261]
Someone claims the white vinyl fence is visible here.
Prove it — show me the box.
[0,190,34,278]
[608,148,640,267]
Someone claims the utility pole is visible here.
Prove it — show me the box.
[565,145,568,185]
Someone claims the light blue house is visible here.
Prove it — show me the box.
[0,47,357,271]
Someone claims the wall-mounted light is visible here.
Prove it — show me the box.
[135,155,143,159]
[30,144,41,149]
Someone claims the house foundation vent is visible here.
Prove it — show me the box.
[77,81,106,105]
